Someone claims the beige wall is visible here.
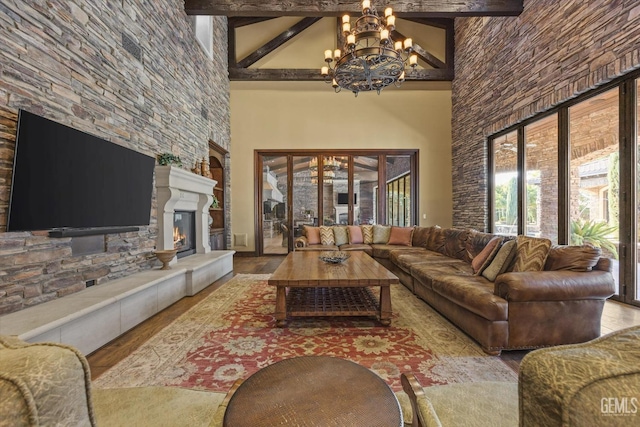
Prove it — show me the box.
[230,81,453,252]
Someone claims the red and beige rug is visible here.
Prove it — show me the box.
[94,274,517,392]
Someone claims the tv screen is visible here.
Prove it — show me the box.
[7,110,155,232]
[337,193,357,205]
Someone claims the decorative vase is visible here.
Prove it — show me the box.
[155,249,177,270]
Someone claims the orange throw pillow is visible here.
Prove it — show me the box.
[305,226,321,245]
[347,225,364,244]
[387,226,414,246]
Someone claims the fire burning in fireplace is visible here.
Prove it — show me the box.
[173,211,196,258]
[173,226,187,250]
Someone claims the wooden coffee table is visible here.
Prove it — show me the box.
[223,356,403,427]
[268,251,398,326]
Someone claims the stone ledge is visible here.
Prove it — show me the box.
[0,250,235,355]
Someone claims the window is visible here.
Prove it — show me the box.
[194,16,213,59]
[488,72,640,307]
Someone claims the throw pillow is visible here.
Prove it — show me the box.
[511,235,552,272]
[387,226,415,246]
[544,245,601,271]
[319,226,335,245]
[361,225,374,244]
[372,225,392,244]
[482,239,517,281]
[333,226,349,246]
[471,236,503,274]
[347,225,364,244]
[305,226,321,245]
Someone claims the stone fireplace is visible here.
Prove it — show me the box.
[155,165,216,265]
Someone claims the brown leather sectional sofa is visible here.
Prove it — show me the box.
[295,225,616,355]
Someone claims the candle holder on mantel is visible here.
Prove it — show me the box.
[154,249,177,270]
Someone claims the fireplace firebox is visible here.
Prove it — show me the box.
[174,211,196,258]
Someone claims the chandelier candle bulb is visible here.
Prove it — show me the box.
[347,34,356,45]
[342,22,351,33]
[362,0,370,12]
[321,66,328,76]
[386,15,395,28]
[342,14,350,24]
[403,38,413,50]
[324,50,332,60]
[394,41,403,51]
[334,49,341,59]
[385,7,393,17]
[380,29,389,41]
[409,54,418,66]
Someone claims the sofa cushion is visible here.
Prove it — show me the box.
[333,226,349,246]
[482,239,517,281]
[320,226,335,245]
[544,245,601,272]
[431,275,508,321]
[412,225,441,249]
[340,244,372,255]
[471,236,503,274]
[388,226,414,246]
[390,249,453,275]
[373,225,392,244]
[432,228,473,261]
[511,236,552,272]
[347,225,364,244]
[305,226,321,245]
[371,244,419,259]
[411,261,474,291]
[361,225,374,244]
[466,230,501,260]
[295,245,339,251]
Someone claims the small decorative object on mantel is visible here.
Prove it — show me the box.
[192,160,201,175]
[319,251,350,264]
[154,249,177,270]
[211,194,220,209]
[157,153,183,167]
[201,157,209,177]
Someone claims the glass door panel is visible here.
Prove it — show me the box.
[322,156,349,225]
[293,155,319,236]
[492,130,519,236]
[386,155,411,226]
[354,156,378,225]
[524,114,559,242]
[569,88,620,294]
[262,156,288,254]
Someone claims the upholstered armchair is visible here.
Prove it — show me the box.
[0,335,235,426]
[401,325,640,427]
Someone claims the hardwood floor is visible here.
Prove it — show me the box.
[87,255,640,379]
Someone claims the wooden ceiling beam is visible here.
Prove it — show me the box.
[229,67,453,81]
[185,0,523,17]
[236,17,321,68]
[228,17,276,27]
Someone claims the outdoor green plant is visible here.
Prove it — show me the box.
[157,153,183,167]
[570,219,619,259]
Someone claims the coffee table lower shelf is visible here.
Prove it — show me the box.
[285,287,380,318]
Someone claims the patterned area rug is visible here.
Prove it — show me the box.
[94,274,517,392]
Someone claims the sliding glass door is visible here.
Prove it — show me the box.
[257,150,417,254]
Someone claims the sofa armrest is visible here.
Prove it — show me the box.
[294,236,308,248]
[494,270,615,302]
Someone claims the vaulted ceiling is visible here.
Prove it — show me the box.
[184,1,524,82]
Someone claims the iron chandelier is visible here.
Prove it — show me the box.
[321,0,418,96]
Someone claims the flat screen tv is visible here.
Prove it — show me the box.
[7,110,155,233]
[337,193,357,205]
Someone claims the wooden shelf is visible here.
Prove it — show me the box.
[209,207,223,211]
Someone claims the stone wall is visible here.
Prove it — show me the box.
[451,0,640,229]
[0,0,229,314]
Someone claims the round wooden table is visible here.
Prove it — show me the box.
[223,356,403,427]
